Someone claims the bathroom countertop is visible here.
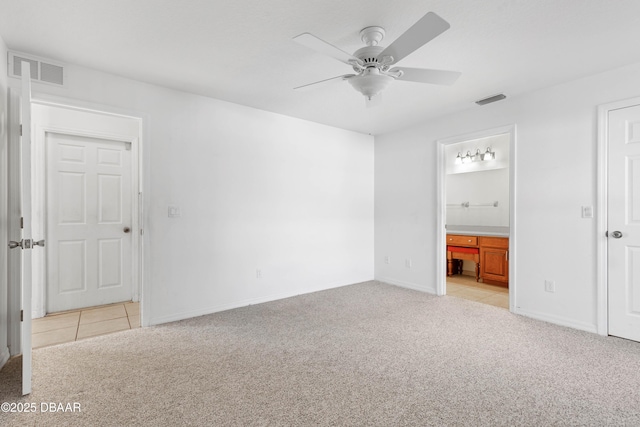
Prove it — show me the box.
[445,225,510,237]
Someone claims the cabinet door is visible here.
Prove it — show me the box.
[480,247,509,283]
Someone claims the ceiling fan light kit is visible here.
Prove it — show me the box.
[293,11,461,104]
[347,68,394,100]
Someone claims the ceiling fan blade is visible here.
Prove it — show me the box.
[294,74,356,90]
[391,67,461,85]
[294,33,363,66]
[379,12,450,64]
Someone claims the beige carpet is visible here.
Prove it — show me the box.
[1,281,640,426]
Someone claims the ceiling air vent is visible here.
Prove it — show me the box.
[8,51,65,86]
[475,94,506,106]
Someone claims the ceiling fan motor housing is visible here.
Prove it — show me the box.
[349,43,395,99]
[352,46,386,71]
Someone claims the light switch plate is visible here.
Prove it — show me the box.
[545,280,555,293]
[168,205,181,218]
[581,206,593,218]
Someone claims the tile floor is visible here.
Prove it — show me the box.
[446,274,509,309]
[32,302,140,349]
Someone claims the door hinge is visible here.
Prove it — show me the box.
[20,217,24,229]
[21,310,23,322]
[20,124,22,136]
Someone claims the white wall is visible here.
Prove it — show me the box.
[9,60,374,325]
[0,35,9,368]
[375,61,640,333]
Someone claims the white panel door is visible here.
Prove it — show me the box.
[18,61,34,395]
[47,133,133,312]
[608,103,640,342]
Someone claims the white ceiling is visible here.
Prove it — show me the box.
[2,0,640,135]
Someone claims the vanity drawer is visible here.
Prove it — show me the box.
[446,234,478,246]
[478,236,509,249]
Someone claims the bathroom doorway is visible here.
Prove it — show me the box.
[436,126,516,310]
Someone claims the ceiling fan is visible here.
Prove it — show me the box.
[293,12,460,104]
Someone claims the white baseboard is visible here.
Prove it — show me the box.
[148,279,373,326]
[149,293,298,326]
[514,307,598,334]
[0,346,10,371]
[376,276,436,295]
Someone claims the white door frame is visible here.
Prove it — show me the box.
[596,95,640,336]
[28,96,146,323]
[32,109,141,317]
[436,124,517,311]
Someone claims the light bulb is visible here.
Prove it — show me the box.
[484,147,495,161]
[462,151,472,164]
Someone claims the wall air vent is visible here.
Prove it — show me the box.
[475,94,506,106]
[8,51,65,86]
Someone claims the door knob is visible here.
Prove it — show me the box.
[610,231,623,239]
[8,240,22,249]
[123,227,131,233]
[8,239,45,249]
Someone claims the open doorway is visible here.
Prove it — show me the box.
[436,126,516,310]
[30,101,143,347]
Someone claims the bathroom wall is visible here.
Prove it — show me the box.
[445,134,510,227]
[446,170,509,226]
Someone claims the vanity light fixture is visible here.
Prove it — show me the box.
[454,147,496,164]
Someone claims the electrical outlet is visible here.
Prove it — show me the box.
[545,280,555,293]
[405,259,412,268]
[384,256,390,264]
[256,269,262,279]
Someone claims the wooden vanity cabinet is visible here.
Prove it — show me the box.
[479,237,509,287]
[446,234,509,287]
